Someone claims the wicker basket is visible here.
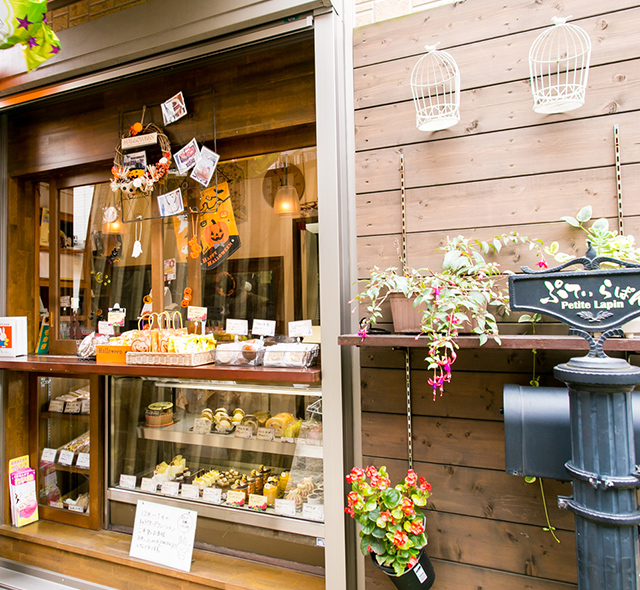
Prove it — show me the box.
[126,350,215,366]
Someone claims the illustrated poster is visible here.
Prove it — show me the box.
[199,182,241,270]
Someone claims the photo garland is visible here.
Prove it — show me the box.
[110,122,172,199]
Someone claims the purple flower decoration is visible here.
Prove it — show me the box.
[50,45,60,55]
[27,37,39,49]
[17,15,33,30]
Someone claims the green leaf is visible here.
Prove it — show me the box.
[547,241,559,255]
[368,537,386,554]
[364,499,377,511]
[381,488,402,509]
[576,205,592,223]
[518,314,533,323]
[561,216,580,228]
[592,218,609,232]
[368,508,381,522]
[361,520,376,534]
[524,476,537,484]
[359,535,371,555]
[372,526,386,538]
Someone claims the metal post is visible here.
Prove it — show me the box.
[555,356,640,590]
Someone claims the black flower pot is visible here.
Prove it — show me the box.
[371,548,435,590]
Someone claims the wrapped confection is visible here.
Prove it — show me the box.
[263,343,319,368]
[76,332,109,360]
[145,401,173,427]
[214,339,264,366]
[241,414,259,434]
[265,413,296,438]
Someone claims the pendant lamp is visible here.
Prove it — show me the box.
[273,154,300,216]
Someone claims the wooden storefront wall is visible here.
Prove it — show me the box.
[353,1,640,588]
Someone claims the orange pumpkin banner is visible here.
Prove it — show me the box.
[199,182,241,270]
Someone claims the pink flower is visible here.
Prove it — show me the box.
[365,466,378,478]
[347,491,362,506]
[419,477,432,492]
[344,506,354,517]
[405,469,418,486]
[407,555,418,569]
[537,257,548,269]
[401,497,415,516]
[346,467,366,484]
[410,520,425,535]
[380,510,396,525]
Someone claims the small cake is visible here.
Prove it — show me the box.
[145,402,173,428]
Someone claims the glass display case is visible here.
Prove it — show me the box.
[107,375,325,558]
[30,374,104,530]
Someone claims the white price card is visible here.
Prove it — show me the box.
[181,484,200,500]
[68,504,85,513]
[140,477,157,492]
[252,319,276,337]
[119,474,137,489]
[161,481,180,496]
[288,319,313,338]
[130,500,197,573]
[192,418,211,434]
[58,450,74,466]
[81,399,91,414]
[50,500,64,509]
[64,400,82,414]
[98,321,114,336]
[187,306,207,322]
[41,448,57,463]
[302,503,325,522]
[234,425,253,439]
[108,307,126,326]
[257,427,275,442]
[225,318,248,336]
[275,499,297,517]
[60,295,71,308]
[202,487,222,504]
[48,399,65,413]
[76,452,90,469]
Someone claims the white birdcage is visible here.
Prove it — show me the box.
[529,16,591,114]
[410,44,460,132]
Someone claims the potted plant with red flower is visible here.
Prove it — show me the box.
[345,465,435,589]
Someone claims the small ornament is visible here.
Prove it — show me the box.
[189,214,201,259]
[181,287,192,308]
[131,219,143,258]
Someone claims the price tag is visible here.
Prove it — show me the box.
[119,474,137,489]
[302,503,325,522]
[252,319,276,337]
[71,297,80,309]
[98,321,114,336]
[41,448,57,463]
[50,500,64,509]
[181,484,200,500]
[76,452,90,469]
[81,399,91,414]
[288,319,313,338]
[60,295,71,308]
[68,504,85,513]
[202,487,222,504]
[248,494,268,511]
[192,418,211,434]
[108,306,126,326]
[58,450,74,466]
[275,499,297,517]
[48,399,65,413]
[64,400,82,414]
[257,427,275,442]
[225,490,246,507]
[234,425,253,439]
[225,318,248,336]
[140,477,157,492]
[161,481,180,497]
[187,306,207,322]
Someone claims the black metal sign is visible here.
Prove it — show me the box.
[509,249,640,332]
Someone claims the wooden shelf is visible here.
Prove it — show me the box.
[40,411,90,422]
[338,333,640,352]
[0,355,322,384]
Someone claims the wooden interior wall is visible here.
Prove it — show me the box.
[353,1,640,588]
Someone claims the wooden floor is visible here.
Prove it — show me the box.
[0,522,325,590]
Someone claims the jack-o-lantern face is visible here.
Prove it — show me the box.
[202,219,229,248]
[127,168,145,179]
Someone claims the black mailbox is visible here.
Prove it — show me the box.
[504,385,640,481]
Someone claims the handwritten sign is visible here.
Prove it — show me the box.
[69,504,85,513]
[140,478,157,493]
[257,427,275,442]
[302,503,324,522]
[130,500,197,572]
[234,425,253,439]
[252,319,276,337]
[510,268,640,331]
[76,453,90,469]
[288,319,313,338]
[187,306,207,322]
[192,418,211,434]
[64,400,82,414]
[225,490,246,507]
[226,319,248,336]
[161,481,180,497]
[202,487,222,504]
[81,399,91,414]
[248,494,267,511]
[58,450,74,466]
[119,474,137,489]
[48,399,65,413]
[41,448,57,463]
[180,484,200,500]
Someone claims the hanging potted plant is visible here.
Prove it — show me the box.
[350,233,544,397]
[345,465,435,589]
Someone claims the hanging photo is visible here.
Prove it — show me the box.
[199,182,241,270]
[161,91,187,125]
[174,138,200,175]
[191,146,220,187]
[123,151,147,171]
[157,188,184,217]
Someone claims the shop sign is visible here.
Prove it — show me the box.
[510,267,640,331]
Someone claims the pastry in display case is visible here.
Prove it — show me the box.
[30,374,103,530]
[108,376,325,539]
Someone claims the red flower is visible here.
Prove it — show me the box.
[346,467,366,484]
[380,510,396,525]
[419,477,432,492]
[402,497,415,516]
[347,491,362,507]
[344,506,354,517]
[410,520,425,535]
[393,530,409,548]
[405,469,418,486]
[407,555,418,569]
[366,466,379,478]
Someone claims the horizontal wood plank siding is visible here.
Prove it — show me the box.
[351,2,640,588]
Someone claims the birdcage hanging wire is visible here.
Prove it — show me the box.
[410,44,460,131]
[529,16,591,114]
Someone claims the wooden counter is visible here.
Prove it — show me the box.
[0,354,321,383]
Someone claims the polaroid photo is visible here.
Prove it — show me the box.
[157,188,184,217]
[190,146,220,187]
[174,138,200,175]
[161,91,187,125]
[123,150,147,171]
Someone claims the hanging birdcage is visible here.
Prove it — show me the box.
[529,16,591,114]
[410,44,460,132]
